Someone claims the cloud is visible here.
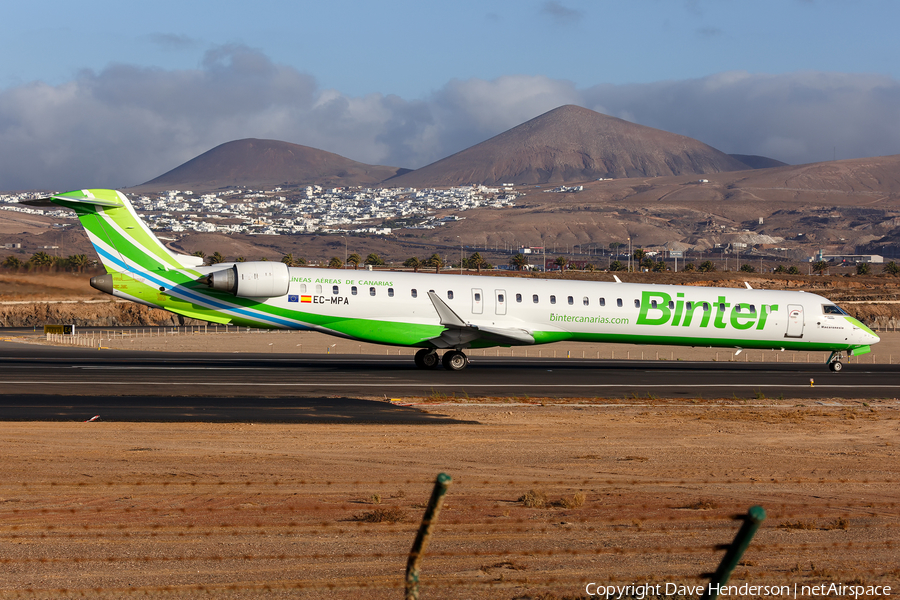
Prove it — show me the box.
[0,46,898,190]
[539,1,585,24]
[146,33,199,51]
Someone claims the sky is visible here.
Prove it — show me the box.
[1,0,899,190]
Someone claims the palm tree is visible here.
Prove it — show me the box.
[282,253,306,267]
[28,251,56,270]
[328,256,344,269]
[209,252,226,265]
[812,260,829,276]
[65,254,89,273]
[467,252,486,273]
[403,257,422,273]
[347,253,361,270]
[365,253,385,267]
[554,256,568,272]
[510,253,528,271]
[2,255,23,270]
[425,253,444,273]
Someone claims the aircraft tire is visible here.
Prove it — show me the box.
[415,349,440,369]
[829,361,843,372]
[442,350,469,371]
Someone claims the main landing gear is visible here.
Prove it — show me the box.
[827,351,845,372]
[414,349,470,371]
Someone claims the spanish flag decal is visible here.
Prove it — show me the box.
[301,295,312,303]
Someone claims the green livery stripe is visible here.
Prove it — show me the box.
[845,316,877,338]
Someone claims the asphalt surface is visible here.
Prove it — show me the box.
[1,339,899,422]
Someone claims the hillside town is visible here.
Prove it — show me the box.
[0,184,517,236]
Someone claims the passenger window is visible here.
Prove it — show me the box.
[448,290,454,300]
[583,297,589,306]
[498,294,504,303]
[651,300,658,309]
[388,288,394,297]
[473,292,480,301]
[719,303,725,312]
[686,302,693,310]
[429,289,435,293]
[668,301,675,310]
[300,284,307,293]
[550,295,556,305]
[315,284,322,294]
[351,286,357,296]
[703,302,710,312]
[616,298,623,308]
[516,293,522,303]
[411,289,417,298]
[599,298,605,307]
[567,296,574,305]
[533,294,539,304]
[332,285,339,295]
[634,299,640,308]
[370,287,376,296]
[750,304,756,313]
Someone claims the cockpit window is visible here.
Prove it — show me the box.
[823,304,848,315]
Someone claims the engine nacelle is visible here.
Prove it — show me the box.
[206,262,291,298]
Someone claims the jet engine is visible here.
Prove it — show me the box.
[206,262,291,298]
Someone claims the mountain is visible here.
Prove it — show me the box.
[135,139,408,191]
[387,105,750,187]
[730,154,789,169]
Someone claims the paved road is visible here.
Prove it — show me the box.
[1,340,898,423]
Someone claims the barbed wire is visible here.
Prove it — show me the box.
[2,514,898,540]
[0,540,893,568]
[4,476,898,489]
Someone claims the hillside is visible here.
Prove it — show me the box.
[134,139,408,191]
[387,105,750,187]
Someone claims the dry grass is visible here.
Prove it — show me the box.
[558,492,586,509]
[823,517,849,530]
[682,498,718,510]
[778,520,818,530]
[518,489,549,509]
[351,506,406,523]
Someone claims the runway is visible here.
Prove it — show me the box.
[2,339,899,422]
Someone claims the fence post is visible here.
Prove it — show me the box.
[406,472,452,600]
[700,505,766,600]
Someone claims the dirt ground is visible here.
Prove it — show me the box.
[0,399,898,598]
[2,274,900,598]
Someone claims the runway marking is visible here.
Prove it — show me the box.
[2,380,900,389]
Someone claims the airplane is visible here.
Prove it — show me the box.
[24,189,879,372]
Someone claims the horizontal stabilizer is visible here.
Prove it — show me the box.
[22,189,126,208]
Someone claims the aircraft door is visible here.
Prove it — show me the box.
[495,289,507,315]
[785,304,804,338]
[472,288,483,314]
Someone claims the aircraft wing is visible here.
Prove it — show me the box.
[426,291,534,348]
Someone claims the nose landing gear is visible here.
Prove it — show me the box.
[827,351,846,372]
